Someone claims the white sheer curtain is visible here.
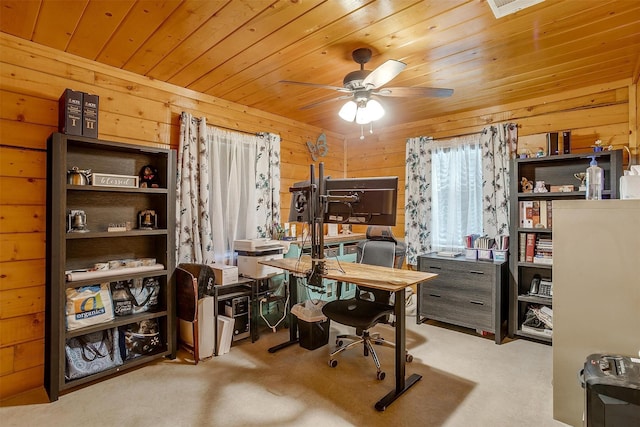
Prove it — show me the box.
[431,136,483,251]
[208,128,258,264]
[176,113,280,265]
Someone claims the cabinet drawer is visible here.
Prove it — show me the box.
[420,261,495,285]
[422,278,492,301]
[420,291,493,330]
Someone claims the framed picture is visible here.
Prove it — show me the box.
[92,173,138,188]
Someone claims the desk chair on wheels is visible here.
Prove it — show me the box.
[322,233,411,380]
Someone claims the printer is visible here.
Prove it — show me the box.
[580,354,640,427]
[234,239,285,279]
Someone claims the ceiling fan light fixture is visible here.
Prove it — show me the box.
[338,100,358,121]
[354,99,384,125]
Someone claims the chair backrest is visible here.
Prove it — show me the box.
[356,240,396,304]
[364,226,406,268]
[175,267,198,322]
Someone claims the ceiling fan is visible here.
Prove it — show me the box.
[280,48,454,116]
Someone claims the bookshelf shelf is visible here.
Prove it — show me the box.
[508,150,623,344]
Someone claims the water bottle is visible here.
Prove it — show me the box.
[586,156,603,200]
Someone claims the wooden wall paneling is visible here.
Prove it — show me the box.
[0,206,46,234]
[0,120,55,150]
[0,260,45,291]
[0,285,45,319]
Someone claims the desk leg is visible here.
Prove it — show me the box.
[375,288,422,411]
[268,274,299,353]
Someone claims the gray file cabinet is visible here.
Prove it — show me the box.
[417,253,508,344]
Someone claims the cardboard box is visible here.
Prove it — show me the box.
[211,264,238,285]
[237,254,283,279]
[58,89,83,136]
[82,93,99,138]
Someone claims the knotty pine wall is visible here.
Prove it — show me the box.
[0,33,345,400]
[346,79,639,240]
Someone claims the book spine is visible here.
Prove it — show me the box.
[525,233,536,263]
[519,232,526,262]
[547,200,553,229]
[82,93,99,138]
[58,89,83,136]
[532,201,540,227]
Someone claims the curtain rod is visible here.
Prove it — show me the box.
[190,115,263,137]
[431,123,520,141]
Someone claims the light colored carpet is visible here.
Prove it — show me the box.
[1,317,569,427]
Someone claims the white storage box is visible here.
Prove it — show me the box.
[237,254,283,279]
[211,264,238,285]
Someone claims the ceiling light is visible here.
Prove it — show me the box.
[339,98,385,124]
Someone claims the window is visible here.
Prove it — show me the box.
[431,141,483,251]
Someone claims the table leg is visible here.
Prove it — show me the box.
[375,287,422,411]
[268,274,299,353]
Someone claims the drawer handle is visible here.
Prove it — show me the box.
[469,300,484,305]
[469,270,485,275]
[429,294,441,298]
[429,266,442,270]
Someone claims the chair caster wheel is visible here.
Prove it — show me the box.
[329,359,338,368]
[337,340,343,346]
[376,371,386,380]
[406,354,413,363]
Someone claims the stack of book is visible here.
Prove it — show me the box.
[519,200,553,229]
[533,237,553,265]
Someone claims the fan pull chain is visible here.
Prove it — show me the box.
[360,125,365,140]
[370,122,374,134]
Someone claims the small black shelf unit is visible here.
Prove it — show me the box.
[508,150,622,343]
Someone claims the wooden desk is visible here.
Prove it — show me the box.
[259,256,437,411]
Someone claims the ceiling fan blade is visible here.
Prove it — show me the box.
[362,59,406,89]
[373,86,454,98]
[279,80,351,93]
[299,94,352,110]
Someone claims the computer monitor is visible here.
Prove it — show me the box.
[323,176,398,226]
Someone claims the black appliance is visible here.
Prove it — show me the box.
[580,354,640,427]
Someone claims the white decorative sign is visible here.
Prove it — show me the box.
[92,173,138,188]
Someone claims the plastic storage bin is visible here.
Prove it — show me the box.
[291,301,330,350]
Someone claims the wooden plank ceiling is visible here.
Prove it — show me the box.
[1,0,639,135]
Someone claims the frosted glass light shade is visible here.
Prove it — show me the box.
[338,101,357,122]
[365,99,385,121]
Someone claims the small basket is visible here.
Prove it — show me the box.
[493,249,508,262]
[465,248,477,260]
[477,249,493,261]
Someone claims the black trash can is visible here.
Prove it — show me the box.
[291,301,330,350]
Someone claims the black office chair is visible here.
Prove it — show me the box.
[322,233,410,380]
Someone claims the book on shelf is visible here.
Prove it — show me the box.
[525,233,536,262]
[532,201,540,227]
[519,201,533,228]
[534,237,553,264]
[519,233,527,262]
[519,200,552,229]
[521,324,553,338]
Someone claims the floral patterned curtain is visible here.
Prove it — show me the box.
[255,132,281,238]
[479,123,517,238]
[176,112,214,265]
[404,136,434,266]
[176,113,281,265]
